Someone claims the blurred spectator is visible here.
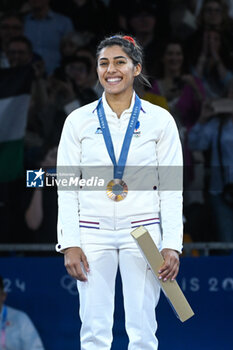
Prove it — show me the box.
[169,0,200,41]
[0,13,24,67]
[192,29,233,98]
[170,0,233,39]
[109,0,171,39]
[188,81,233,242]
[197,0,232,31]
[107,0,128,32]
[149,40,206,225]
[185,0,233,68]
[6,35,33,67]
[5,35,45,71]
[150,40,205,136]
[0,62,35,243]
[126,1,164,80]
[0,34,46,243]
[192,0,233,18]
[23,0,74,75]
[24,74,64,170]
[57,34,97,89]
[76,45,103,97]
[55,55,98,114]
[4,35,48,159]
[0,275,45,349]
[23,54,97,243]
[59,32,91,62]
[24,146,58,243]
[25,53,98,171]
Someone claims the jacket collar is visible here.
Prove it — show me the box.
[93,91,146,116]
[101,91,136,117]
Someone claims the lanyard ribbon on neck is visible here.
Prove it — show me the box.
[1,305,7,349]
[97,94,141,179]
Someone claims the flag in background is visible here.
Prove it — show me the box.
[0,65,34,182]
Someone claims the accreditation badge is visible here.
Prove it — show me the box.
[107,179,128,201]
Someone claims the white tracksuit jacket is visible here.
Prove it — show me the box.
[56,92,183,253]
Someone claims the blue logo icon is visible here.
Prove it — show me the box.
[133,121,141,137]
[26,168,45,187]
[135,121,140,131]
[95,127,102,134]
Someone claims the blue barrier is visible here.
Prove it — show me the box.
[0,255,233,350]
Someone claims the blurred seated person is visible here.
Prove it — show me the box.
[0,275,45,349]
[0,13,24,67]
[188,80,233,243]
[192,28,233,98]
[23,0,74,75]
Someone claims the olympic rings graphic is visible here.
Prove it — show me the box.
[60,275,78,295]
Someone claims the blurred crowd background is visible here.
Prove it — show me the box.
[0,0,233,250]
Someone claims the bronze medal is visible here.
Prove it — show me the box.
[107,179,128,201]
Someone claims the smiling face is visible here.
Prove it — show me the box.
[97,45,141,98]
[162,43,184,73]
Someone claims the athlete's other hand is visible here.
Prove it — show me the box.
[64,247,90,282]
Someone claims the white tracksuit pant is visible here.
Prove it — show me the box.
[77,227,161,350]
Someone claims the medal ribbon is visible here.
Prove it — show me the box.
[0,305,7,349]
[97,94,141,179]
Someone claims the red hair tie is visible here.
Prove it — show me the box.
[123,36,136,46]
